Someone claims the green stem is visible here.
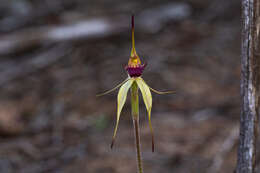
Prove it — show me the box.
[131,82,143,173]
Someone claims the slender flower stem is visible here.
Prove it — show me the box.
[131,82,143,173]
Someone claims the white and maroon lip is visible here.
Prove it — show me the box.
[125,63,146,77]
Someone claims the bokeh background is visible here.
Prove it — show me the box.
[0,0,240,173]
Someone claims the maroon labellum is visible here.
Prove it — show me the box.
[125,63,146,77]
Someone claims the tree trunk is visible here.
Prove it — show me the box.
[236,0,260,172]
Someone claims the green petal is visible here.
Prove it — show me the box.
[96,78,130,97]
[140,78,175,95]
[136,77,154,152]
[111,78,134,149]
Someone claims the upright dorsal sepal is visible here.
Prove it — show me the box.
[131,15,136,58]
[126,15,146,77]
[129,15,141,67]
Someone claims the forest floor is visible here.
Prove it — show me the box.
[0,0,244,173]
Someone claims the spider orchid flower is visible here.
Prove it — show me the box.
[97,15,174,153]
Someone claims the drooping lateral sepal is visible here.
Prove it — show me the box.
[135,77,154,152]
[111,78,134,149]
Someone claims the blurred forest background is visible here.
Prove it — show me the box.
[0,0,242,173]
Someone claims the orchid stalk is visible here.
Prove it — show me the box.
[97,15,174,173]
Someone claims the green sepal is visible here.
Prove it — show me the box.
[136,77,154,152]
[111,78,134,148]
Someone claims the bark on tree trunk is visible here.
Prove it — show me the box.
[236,0,260,172]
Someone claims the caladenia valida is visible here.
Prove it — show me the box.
[97,15,175,173]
